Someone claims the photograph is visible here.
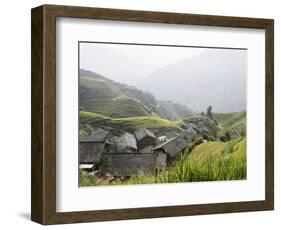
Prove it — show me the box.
[78,42,247,186]
[30,4,274,224]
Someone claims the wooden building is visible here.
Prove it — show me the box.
[79,128,110,164]
[101,152,166,177]
[135,128,156,150]
[153,136,188,158]
[116,132,137,153]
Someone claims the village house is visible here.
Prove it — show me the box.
[98,129,169,176]
[101,153,158,177]
[180,128,197,142]
[116,132,137,152]
[82,128,110,142]
[185,123,201,134]
[155,152,167,170]
[79,119,219,178]
[101,151,167,177]
[165,131,180,140]
[135,128,156,150]
[198,126,210,133]
[185,126,197,135]
[153,136,189,159]
[104,136,118,153]
[79,128,110,165]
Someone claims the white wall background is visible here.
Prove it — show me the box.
[0,0,279,229]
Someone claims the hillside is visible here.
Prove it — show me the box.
[137,49,246,112]
[155,100,192,120]
[213,111,246,139]
[167,138,247,182]
[80,96,151,118]
[79,69,192,119]
[80,111,182,137]
[80,75,150,117]
[80,76,124,99]
[188,138,246,161]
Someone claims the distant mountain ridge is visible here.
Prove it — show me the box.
[79,69,192,120]
[137,49,247,113]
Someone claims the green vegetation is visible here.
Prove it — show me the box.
[80,138,246,186]
[206,105,213,119]
[80,76,124,98]
[188,138,246,161]
[80,111,182,137]
[80,71,191,120]
[213,111,246,138]
[80,97,150,118]
[80,76,150,117]
[155,100,192,120]
[80,170,99,187]
[79,70,247,187]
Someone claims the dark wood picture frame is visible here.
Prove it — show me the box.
[31,4,274,225]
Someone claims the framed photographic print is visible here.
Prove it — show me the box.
[31,4,274,225]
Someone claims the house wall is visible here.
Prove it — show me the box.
[155,152,167,170]
[137,136,156,150]
[101,153,158,177]
[79,142,105,163]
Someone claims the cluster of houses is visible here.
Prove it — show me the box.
[79,116,218,182]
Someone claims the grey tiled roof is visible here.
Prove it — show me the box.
[153,136,188,157]
[116,132,137,151]
[80,128,109,142]
[135,128,156,141]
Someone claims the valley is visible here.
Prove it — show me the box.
[79,69,247,186]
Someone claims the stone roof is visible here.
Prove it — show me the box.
[199,127,209,133]
[153,136,188,157]
[184,116,218,134]
[186,123,201,133]
[185,127,197,135]
[166,131,180,139]
[80,128,109,142]
[116,132,137,152]
[135,128,156,141]
[79,142,105,163]
[180,128,197,142]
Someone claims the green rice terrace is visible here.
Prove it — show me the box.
[213,111,246,139]
[80,111,182,137]
[80,97,151,118]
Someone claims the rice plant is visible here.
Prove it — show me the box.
[80,138,246,186]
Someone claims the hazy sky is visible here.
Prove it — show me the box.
[80,42,206,85]
[79,42,247,112]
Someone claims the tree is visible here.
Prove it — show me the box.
[206,105,213,119]
[240,129,246,137]
[225,132,231,141]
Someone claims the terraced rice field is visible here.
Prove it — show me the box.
[80,97,150,118]
[79,111,182,137]
[213,111,246,137]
